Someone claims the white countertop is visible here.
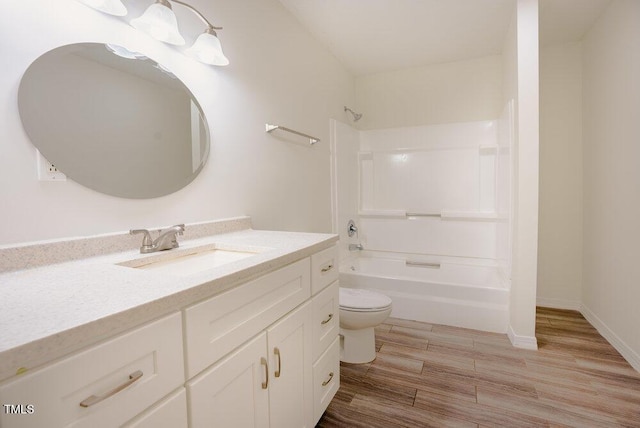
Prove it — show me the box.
[0,226,337,382]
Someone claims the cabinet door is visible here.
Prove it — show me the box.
[187,333,269,428]
[122,388,187,428]
[267,302,313,428]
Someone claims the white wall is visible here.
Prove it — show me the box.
[354,55,503,130]
[537,42,583,309]
[504,0,539,349]
[581,0,640,369]
[0,0,355,246]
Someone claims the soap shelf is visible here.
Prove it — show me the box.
[358,209,505,221]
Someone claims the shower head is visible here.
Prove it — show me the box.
[344,106,363,122]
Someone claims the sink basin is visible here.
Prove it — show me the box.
[118,244,267,276]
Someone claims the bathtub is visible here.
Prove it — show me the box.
[339,255,509,333]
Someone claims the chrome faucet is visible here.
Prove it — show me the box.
[130,224,185,254]
[349,243,364,251]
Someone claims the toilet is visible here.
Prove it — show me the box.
[339,287,392,364]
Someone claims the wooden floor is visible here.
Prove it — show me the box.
[317,307,640,427]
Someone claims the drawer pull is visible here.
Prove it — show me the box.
[79,370,143,408]
[321,313,334,325]
[274,347,282,378]
[321,372,334,386]
[321,264,334,273]
[261,357,269,389]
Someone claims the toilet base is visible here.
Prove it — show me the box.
[340,327,376,364]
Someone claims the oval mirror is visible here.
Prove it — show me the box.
[18,43,209,199]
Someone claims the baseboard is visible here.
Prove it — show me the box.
[580,304,640,373]
[507,325,538,350]
[536,297,581,311]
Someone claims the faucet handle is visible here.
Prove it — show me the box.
[347,219,358,237]
[159,224,185,237]
[130,229,153,248]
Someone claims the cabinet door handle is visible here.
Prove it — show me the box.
[79,370,143,408]
[321,264,334,273]
[321,313,334,325]
[322,372,334,387]
[261,357,269,389]
[274,347,282,378]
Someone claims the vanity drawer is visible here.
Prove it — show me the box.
[312,280,339,361]
[184,258,311,378]
[0,312,184,428]
[312,337,340,424]
[311,245,338,295]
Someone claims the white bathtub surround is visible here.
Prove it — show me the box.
[340,253,509,333]
[332,117,513,334]
[0,218,338,382]
[330,120,361,262]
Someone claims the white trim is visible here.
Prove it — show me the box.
[507,325,538,350]
[580,304,640,373]
[536,297,581,311]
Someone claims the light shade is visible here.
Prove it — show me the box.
[130,2,185,46]
[186,31,229,66]
[77,0,127,16]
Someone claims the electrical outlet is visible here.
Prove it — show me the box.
[36,150,66,181]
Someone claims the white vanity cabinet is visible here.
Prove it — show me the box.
[0,313,185,428]
[187,301,313,428]
[0,243,340,428]
[186,245,340,427]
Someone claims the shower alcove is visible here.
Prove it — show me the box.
[331,102,514,333]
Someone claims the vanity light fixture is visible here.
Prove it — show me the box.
[77,0,229,66]
[130,0,185,45]
[131,0,229,65]
[186,28,229,66]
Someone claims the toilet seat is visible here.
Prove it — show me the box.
[339,287,392,312]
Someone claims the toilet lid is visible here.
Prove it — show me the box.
[339,287,392,310]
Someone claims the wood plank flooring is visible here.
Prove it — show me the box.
[316,307,640,427]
